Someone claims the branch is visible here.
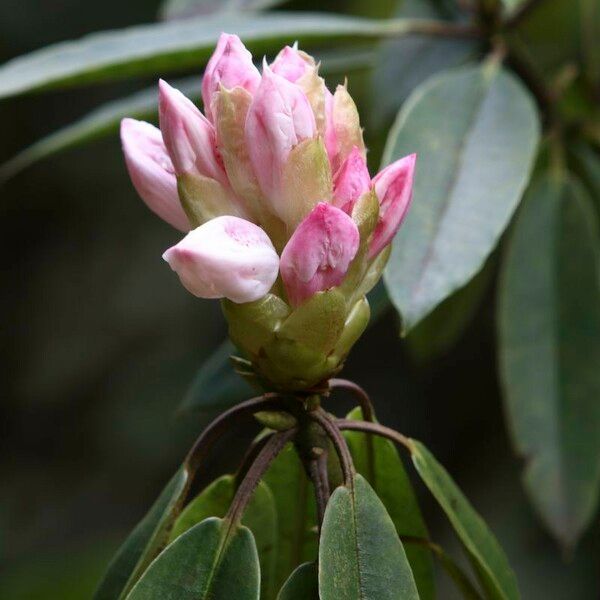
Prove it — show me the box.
[335,419,412,453]
[328,378,375,422]
[306,451,331,529]
[227,428,297,525]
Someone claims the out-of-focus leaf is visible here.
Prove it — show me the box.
[169,475,277,599]
[178,340,255,415]
[263,444,318,592]
[0,12,420,99]
[498,173,600,548]
[508,0,596,79]
[319,474,419,600]
[276,562,319,600]
[0,49,374,183]
[160,0,287,21]
[344,407,434,600]
[383,63,539,332]
[94,469,189,600]
[409,440,520,600]
[371,0,478,129]
[569,141,600,220]
[126,517,260,599]
[405,256,494,362]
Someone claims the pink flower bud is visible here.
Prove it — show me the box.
[158,79,226,183]
[270,43,311,83]
[120,118,189,232]
[163,216,279,303]
[245,66,317,210]
[280,202,360,306]
[369,154,416,259]
[201,33,261,122]
[332,146,371,213]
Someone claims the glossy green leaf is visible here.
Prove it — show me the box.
[160,0,286,21]
[319,474,419,600]
[410,440,520,600]
[94,469,189,600]
[0,12,414,100]
[0,49,374,183]
[383,63,539,332]
[344,407,434,600]
[177,340,254,415]
[371,0,478,129]
[168,475,278,598]
[263,444,318,592]
[126,517,260,599]
[276,562,319,600]
[498,173,600,548]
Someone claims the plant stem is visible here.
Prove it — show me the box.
[234,430,274,488]
[503,0,544,29]
[308,408,354,487]
[228,428,297,525]
[183,393,284,485]
[328,378,375,422]
[335,419,412,453]
[306,451,331,529]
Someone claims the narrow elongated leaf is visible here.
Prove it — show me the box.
[319,474,419,600]
[383,63,539,332]
[0,12,414,99]
[263,444,317,592]
[276,562,319,600]
[344,407,434,600]
[498,173,600,547]
[569,142,600,220]
[94,469,189,600]
[127,517,260,599]
[0,49,374,183]
[409,440,519,600]
[160,0,286,21]
[169,475,278,599]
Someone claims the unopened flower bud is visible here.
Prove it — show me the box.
[163,216,279,303]
[332,146,371,213]
[201,33,260,122]
[280,202,359,306]
[369,154,416,259]
[245,66,317,218]
[120,118,189,232]
[270,43,314,83]
[158,79,226,183]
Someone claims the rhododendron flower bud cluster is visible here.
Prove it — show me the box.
[120,33,416,391]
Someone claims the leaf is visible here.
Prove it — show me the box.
[569,141,600,221]
[405,255,494,362]
[497,173,600,548]
[344,407,434,600]
[383,63,539,332]
[276,562,319,600]
[126,517,260,599]
[0,12,409,100]
[94,469,189,600]
[0,48,374,183]
[177,340,255,415]
[370,0,478,129]
[160,0,287,21]
[319,474,419,600]
[409,440,520,600]
[263,444,318,592]
[168,475,278,599]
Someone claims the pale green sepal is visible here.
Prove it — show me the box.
[353,244,392,302]
[222,294,291,357]
[255,410,298,431]
[332,296,370,361]
[177,173,242,227]
[281,137,332,230]
[278,289,346,355]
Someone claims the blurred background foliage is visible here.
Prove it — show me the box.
[0,0,598,598]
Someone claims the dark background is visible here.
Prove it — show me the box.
[0,1,597,597]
